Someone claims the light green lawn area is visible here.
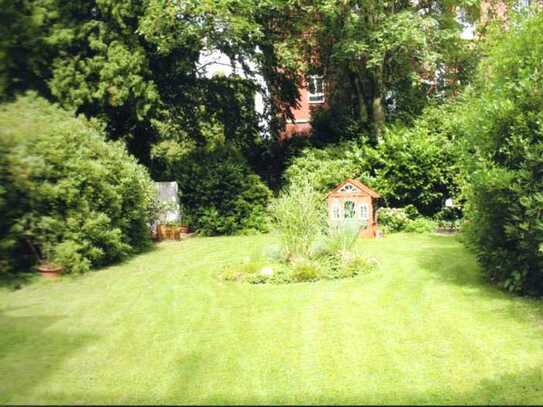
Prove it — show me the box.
[1,233,543,405]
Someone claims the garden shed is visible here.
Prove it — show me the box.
[327,179,380,238]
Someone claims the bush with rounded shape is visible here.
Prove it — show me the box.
[372,125,459,217]
[290,259,322,282]
[0,94,155,274]
[403,217,437,233]
[169,146,271,236]
[377,207,412,233]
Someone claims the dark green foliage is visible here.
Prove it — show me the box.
[0,94,155,274]
[285,112,460,217]
[169,146,272,236]
[304,0,479,143]
[461,12,543,295]
[0,0,50,100]
[1,0,308,170]
[373,123,460,216]
[283,141,373,194]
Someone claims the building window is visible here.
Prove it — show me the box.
[344,201,355,219]
[457,8,474,40]
[308,75,325,103]
[515,0,532,10]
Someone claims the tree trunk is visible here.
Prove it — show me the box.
[369,67,385,144]
[353,76,368,123]
[372,94,385,142]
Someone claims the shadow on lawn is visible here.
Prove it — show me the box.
[416,235,543,338]
[0,271,40,290]
[417,244,484,287]
[0,308,97,404]
[17,364,543,405]
[156,365,543,405]
[1,242,163,290]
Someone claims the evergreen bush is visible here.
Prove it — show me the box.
[0,94,155,274]
[461,12,543,294]
[171,146,272,236]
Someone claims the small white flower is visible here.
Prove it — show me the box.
[260,267,273,277]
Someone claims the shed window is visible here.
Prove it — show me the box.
[339,183,358,193]
[344,201,355,219]
[332,203,341,220]
[308,75,325,103]
[359,203,369,221]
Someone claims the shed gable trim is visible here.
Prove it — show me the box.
[329,179,380,198]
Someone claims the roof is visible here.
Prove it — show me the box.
[328,179,380,198]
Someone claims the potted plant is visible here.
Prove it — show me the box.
[154,200,180,240]
[22,218,64,278]
[26,238,64,279]
[178,208,190,235]
[166,222,190,240]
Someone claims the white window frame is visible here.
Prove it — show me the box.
[332,202,341,220]
[359,203,369,221]
[308,75,325,103]
[338,183,359,193]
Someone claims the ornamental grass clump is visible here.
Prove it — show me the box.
[269,178,326,261]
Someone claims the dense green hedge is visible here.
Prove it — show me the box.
[460,13,543,295]
[284,110,460,217]
[169,146,272,235]
[0,94,155,274]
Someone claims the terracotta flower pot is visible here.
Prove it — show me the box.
[37,263,64,279]
[171,227,181,240]
[158,224,168,240]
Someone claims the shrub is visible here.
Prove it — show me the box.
[53,241,91,274]
[460,12,543,295]
[372,124,460,217]
[284,122,460,218]
[290,259,322,282]
[378,205,437,234]
[340,253,375,279]
[0,94,155,274]
[435,206,463,232]
[222,181,375,285]
[404,217,437,233]
[169,146,271,236]
[283,141,373,193]
[377,207,412,233]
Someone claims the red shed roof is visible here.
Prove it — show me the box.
[328,179,380,198]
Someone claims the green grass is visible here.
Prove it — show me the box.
[1,233,543,405]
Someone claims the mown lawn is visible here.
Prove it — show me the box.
[1,233,543,405]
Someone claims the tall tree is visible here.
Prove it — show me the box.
[302,0,479,144]
[2,0,309,170]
